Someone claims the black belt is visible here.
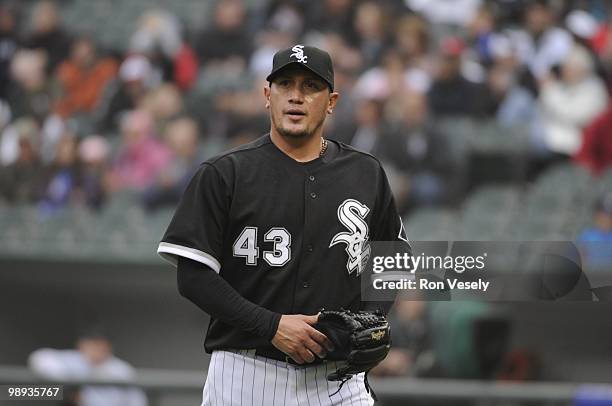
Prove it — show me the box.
[254,347,325,366]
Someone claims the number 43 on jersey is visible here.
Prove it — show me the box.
[232,227,291,267]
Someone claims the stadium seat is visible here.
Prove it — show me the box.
[463,185,522,213]
[431,117,473,164]
[459,185,522,240]
[149,208,174,236]
[597,168,612,195]
[404,207,460,241]
[470,121,530,155]
[534,162,596,200]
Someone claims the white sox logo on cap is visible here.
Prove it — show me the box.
[267,44,334,90]
[290,45,307,63]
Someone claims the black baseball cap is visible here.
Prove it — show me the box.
[266,45,334,91]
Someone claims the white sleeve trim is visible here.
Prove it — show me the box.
[157,242,221,273]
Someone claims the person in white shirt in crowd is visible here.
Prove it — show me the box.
[537,44,608,156]
[28,328,148,406]
[509,0,573,81]
[406,0,482,28]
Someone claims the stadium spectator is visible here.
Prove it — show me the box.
[513,0,573,79]
[393,14,432,83]
[28,327,148,406]
[248,1,304,79]
[313,33,362,143]
[248,27,296,79]
[577,192,612,269]
[129,9,198,91]
[0,99,9,133]
[23,0,72,73]
[213,79,269,142]
[346,98,385,152]
[54,36,118,119]
[565,9,611,94]
[0,111,19,165]
[6,49,55,122]
[170,41,199,91]
[105,109,171,193]
[0,117,45,203]
[379,92,449,209]
[38,132,79,214]
[304,0,356,42]
[95,55,155,133]
[142,83,184,134]
[353,49,427,105]
[406,0,482,27]
[575,104,612,175]
[129,9,181,80]
[142,116,201,210]
[262,0,305,40]
[590,12,612,56]
[596,23,612,96]
[427,37,491,118]
[537,44,608,156]
[0,2,20,99]
[465,4,498,66]
[77,135,109,209]
[352,1,389,69]
[565,10,599,46]
[194,0,252,67]
[488,55,537,128]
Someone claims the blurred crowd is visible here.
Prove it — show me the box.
[29,326,148,406]
[1,0,612,216]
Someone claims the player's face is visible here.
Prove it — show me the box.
[265,66,339,139]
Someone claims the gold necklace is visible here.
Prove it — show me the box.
[320,138,328,157]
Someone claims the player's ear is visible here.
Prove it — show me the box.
[264,85,271,109]
[327,92,339,114]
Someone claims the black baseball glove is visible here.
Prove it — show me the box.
[315,309,390,399]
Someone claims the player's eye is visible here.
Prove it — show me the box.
[277,79,291,87]
[305,80,324,91]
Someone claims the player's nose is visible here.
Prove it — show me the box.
[287,86,305,104]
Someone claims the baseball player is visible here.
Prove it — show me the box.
[158,45,410,405]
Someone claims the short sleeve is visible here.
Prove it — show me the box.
[157,163,229,273]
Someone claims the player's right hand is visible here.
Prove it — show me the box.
[271,314,334,364]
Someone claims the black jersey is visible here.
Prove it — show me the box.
[158,134,409,353]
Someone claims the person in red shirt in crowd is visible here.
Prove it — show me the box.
[575,104,612,175]
[54,36,118,119]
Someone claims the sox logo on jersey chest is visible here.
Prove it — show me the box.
[329,199,371,276]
